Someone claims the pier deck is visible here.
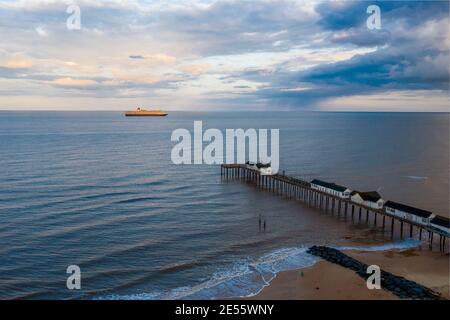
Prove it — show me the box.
[221,164,448,253]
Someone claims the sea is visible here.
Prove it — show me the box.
[0,111,448,299]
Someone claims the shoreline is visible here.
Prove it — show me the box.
[248,247,449,300]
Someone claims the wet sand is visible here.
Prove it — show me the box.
[250,248,449,300]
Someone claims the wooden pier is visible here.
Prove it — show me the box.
[221,164,449,253]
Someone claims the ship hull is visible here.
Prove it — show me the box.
[125,112,168,117]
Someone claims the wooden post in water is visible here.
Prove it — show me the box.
[430,232,434,249]
[382,215,386,229]
[391,218,395,237]
[366,209,369,224]
[409,224,413,238]
[374,212,377,226]
[419,228,423,240]
[351,205,355,220]
[400,221,404,238]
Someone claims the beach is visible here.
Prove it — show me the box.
[250,247,449,300]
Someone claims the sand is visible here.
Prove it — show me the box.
[250,248,449,300]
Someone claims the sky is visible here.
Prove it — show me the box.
[0,0,448,111]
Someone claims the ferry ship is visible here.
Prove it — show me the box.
[125,107,168,117]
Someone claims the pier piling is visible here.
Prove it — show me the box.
[220,164,448,253]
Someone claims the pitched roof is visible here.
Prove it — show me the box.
[384,200,432,218]
[358,191,382,202]
[430,216,450,228]
[311,179,348,192]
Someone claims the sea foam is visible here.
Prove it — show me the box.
[99,239,420,300]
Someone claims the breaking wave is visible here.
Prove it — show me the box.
[98,239,420,300]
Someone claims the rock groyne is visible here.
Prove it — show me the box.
[307,246,443,300]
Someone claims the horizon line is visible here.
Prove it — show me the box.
[0,109,448,113]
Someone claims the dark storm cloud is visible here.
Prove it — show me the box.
[244,0,449,107]
[316,0,449,31]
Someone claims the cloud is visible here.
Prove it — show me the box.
[129,55,145,59]
[48,77,98,87]
[35,26,49,37]
[317,90,450,112]
[330,28,391,47]
[179,64,211,76]
[0,55,34,69]
[0,0,448,110]
[127,54,177,64]
[240,0,449,109]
